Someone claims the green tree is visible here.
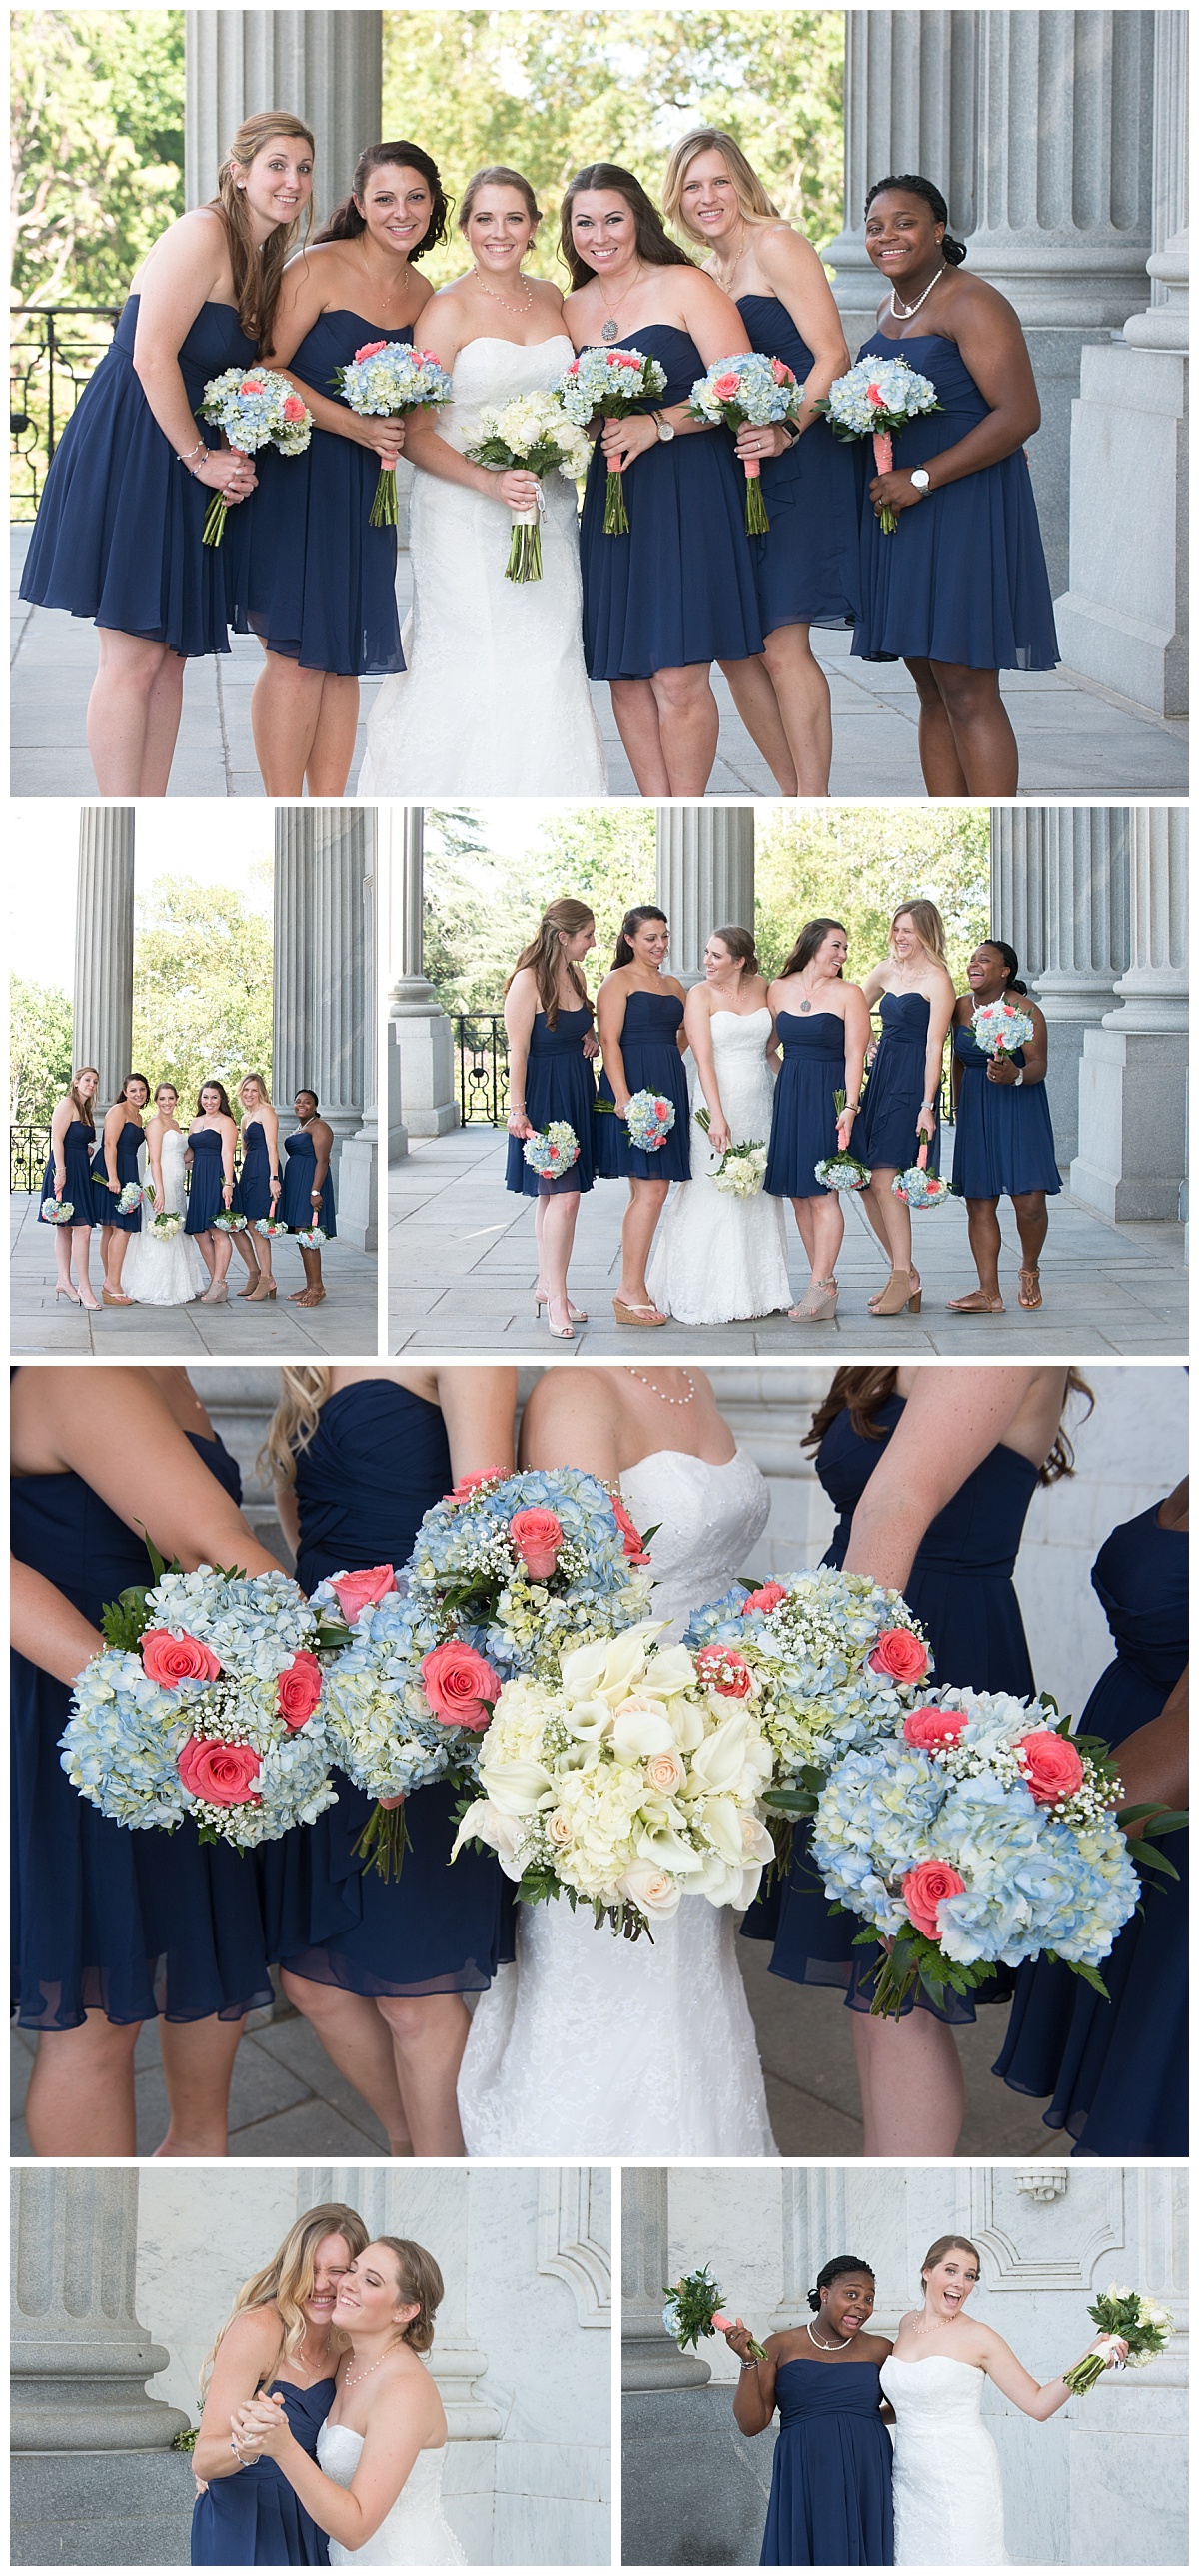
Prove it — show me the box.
[10,974,74,1125]
[755,805,991,991]
[424,804,654,1015]
[11,11,185,306]
[131,875,274,1111]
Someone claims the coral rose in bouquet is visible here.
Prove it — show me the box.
[197,367,312,544]
[595,1089,676,1152]
[687,350,802,532]
[817,353,941,532]
[331,340,453,524]
[523,1122,580,1181]
[464,389,592,580]
[814,1089,872,1193]
[559,345,668,534]
[891,1138,951,1209]
[972,998,1036,1058]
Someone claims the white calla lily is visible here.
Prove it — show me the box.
[610,1692,676,1762]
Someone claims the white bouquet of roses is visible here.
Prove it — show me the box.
[972,998,1035,1058]
[816,353,941,531]
[197,367,312,545]
[1064,2285,1174,2395]
[331,340,454,524]
[694,1106,767,1197]
[464,390,592,580]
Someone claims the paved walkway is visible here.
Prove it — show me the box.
[388,1124,1186,1357]
[11,528,1187,797]
[10,1193,379,1356]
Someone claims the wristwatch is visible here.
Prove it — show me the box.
[1013,1070,1024,1088]
[651,412,675,444]
[909,468,931,493]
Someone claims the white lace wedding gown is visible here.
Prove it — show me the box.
[879,2358,1009,2565]
[457,1447,777,2156]
[120,1129,208,1305]
[646,1008,791,1326]
[316,2427,465,2567]
[357,335,606,795]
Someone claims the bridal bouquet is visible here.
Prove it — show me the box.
[686,1569,931,1804]
[148,1209,183,1241]
[663,2265,766,2359]
[453,1623,775,1937]
[60,1559,340,1849]
[331,341,453,524]
[814,1088,871,1192]
[687,351,802,531]
[464,391,592,580]
[559,345,668,534]
[892,1140,951,1209]
[810,1688,1157,2018]
[1064,2286,1174,2395]
[972,998,1036,1058]
[694,1106,767,1198]
[197,368,312,545]
[39,1197,74,1223]
[523,1122,581,1181]
[817,354,941,532]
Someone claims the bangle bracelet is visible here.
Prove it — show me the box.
[178,440,206,467]
[739,2356,760,2372]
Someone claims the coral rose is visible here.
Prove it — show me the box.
[611,1497,651,1565]
[903,1705,968,1751]
[355,340,388,358]
[141,1629,221,1686]
[693,1644,754,1701]
[282,396,307,422]
[421,1641,502,1730]
[277,1650,322,1729]
[240,378,265,394]
[869,1627,929,1684]
[741,1584,786,1616]
[177,1736,262,1807]
[1018,1731,1084,1805]
[444,1468,505,1503]
[331,1564,396,1623]
[902,1860,966,1938]
[712,372,741,400]
[509,1507,564,1581]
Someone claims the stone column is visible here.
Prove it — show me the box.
[824,12,980,355]
[622,2170,709,2390]
[295,2166,501,2440]
[388,806,458,1139]
[337,808,380,1253]
[1024,808,1131,1167]
[73,808,135,1115]
[989,805,1048,982]
[273,808,368,1189]
[1072,806,1188,1218]
[655,806,755,986]
[185,10,383,230]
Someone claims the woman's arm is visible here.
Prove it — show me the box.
[734,228,850,463]
[308,1120,334,1204]
[233,2388,434,2550]
[917,975,956,1142]
[11,1369,286,1581]
[986,1000,1049,1090]
[869,280,1041,519]
[10,1559,103,1682]
[723,2325,779,2434]
[435,1368,518,1481]
[683,989,728,1151]
[220,1116,236,1202]
[192,2310,283,2483]
[596,978,631,1117]
[981,2325,1125,2422]
[132,211,258,499]
[260,1105,282,1199]
[858,960,890,1011]
[518,1369,622,1480]
[841,985,871,1135]
[273,1481,301,1561]
[48,1096,72,1191]
[504,970,538,1141]
[601,269,753,470]
[1114,1665,1188,1824]
[101,1104,124,1194]
[840,1369,1046,1589]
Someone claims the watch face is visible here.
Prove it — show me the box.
[657,420,675,442]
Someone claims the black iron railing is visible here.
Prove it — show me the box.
[11,1125,52,1192]
[11,305,122,521]
[455,1014,510,1125]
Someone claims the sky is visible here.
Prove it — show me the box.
[9,805,274,981]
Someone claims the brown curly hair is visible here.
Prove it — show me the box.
[373,2238,444,2354]
[804,1368,1094,1485]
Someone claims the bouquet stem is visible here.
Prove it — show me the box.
[370,465,399,528]
[353,1800,410,1881]
[1063,2349,1116,2398]
[506,514,544,582]
[202,493,229,548]
[742,457,770,535]
[872,428,897,535]
[603,466,630,536]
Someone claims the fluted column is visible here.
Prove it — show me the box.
[73,808,135,1115]
[1072,806,1187,1219]
[655,806,755,986]
[273,808,368,1184]
[622,2170,709,2391]
[337,808,379,1252]
[272,805,313,1115]
[1121,8,1188,345]
[11,2169,188,2449]
[1105,807,1188,1030]
[387,805,457,1139]
[989,806,1048,982]
[185,11,383,229]
[825,13,980,349]
[1026,808,1130,1166]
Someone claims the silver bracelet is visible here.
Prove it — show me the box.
[739,2355,760,2372]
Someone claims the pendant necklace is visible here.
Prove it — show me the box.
[890,265,946,321]
[808,2319,852,2351]
[625,1368,696,1407]
[599,262,644,342]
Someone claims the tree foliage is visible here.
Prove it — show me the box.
[424,805,655,1016]
[131,874,274,1110]
[11,9,185,307]
[10,975,74,1125]
[756,805,991,991]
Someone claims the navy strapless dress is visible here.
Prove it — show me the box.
[852,992,939,1174]
[994,1502,1188,2153]
[11,1415,272,2029]
[186,1127,228,1233]
[39,1119,100,1227]
[736,295,860,631]
[506,1005,597,1198]
[743,1394,1038,2021]
[851,331,1059,671]
[262,1383,511,1995]
[951,1025,1061,1200]
[760,2358,893,2567]
[234,1118,276,1222]
[19,295,255,657]
[580,325,763,678]
[192,2375,335,2567]
[94,1118,144,1231]
[595,989,691,1182]
[765,1012,847,1201]
[240,310,411,677]
[281,1131,337,1236]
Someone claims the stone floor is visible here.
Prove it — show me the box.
[10,1948,1056,2158]
[11,528,1188,797]
[388,1125,1186,1357]
[10,1194,379,1356]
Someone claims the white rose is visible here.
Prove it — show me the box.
[644,1746,687,1796]
[545,1807,575,1847]
[740,1813,776,1866]
[611,1692,676,1762]
[617,1859,682,1919]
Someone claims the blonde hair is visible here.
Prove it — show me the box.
[216,110,315,346]
[662,128,780,242]
[890,899,948,968]
[68,1067,99,1128]
[261,1364,333,1487]
[504,899,595,1027]
[202,2202,368,2396]
[239,1072,273,1107]
[372,2238,445,2354]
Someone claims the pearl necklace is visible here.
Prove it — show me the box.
[625,1368,696,1407]
[472,268,534,316]
[889,264,946,320]
[342,2344,402,2387]
[808,2318,852,2352]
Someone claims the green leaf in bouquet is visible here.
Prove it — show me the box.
[100,1584,154,1650]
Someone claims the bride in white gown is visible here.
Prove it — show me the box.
[457,1366,776,2156]
[647,928,791,1326]
[121,1087,209,1305]
[881,2233,1128,2566]
[358,165,605,796]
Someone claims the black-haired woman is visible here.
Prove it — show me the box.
[947,940,1060,1313]
[595,906,689,1326]
[563,163,764,795]
[243,141,445,796]
[723,2256,893,2567]
[852,175,1058,796]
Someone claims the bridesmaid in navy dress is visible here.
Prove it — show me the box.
[947,941,1061,1316]
[186,1082,239,1304]
[19,112,314,795]
[663,129,860,796]
[742,1364,1088,2153]
[39,1065,101,1308]
[94,1071,149,1308]
[994,1479,1188,2154]
[851,901,956,1319]
[504,899,600,1342]
[561,164,763,794]
[245,142,447,796]
[262,1365,518,2155]
[764,920,870,1323]
[192,2202,368,2567]
[11,1364,279,2154]
[852,175,1058,796]
[280,1092,336,1308]
[229,1074,284,1304]
[595,907,690,1327]
[725,2259,893,2568]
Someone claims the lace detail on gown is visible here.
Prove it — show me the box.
[316,2427,465,2567]
[647,1009,792,1324]
[879,2358,1009,2566]
[457,1448,778,2155]
[121,1130,209,1305]
[358,336,606,796]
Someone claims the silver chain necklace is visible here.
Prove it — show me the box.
[808,2318,852,2352]
[625,1368,696,1407]
[889,264,946,320]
